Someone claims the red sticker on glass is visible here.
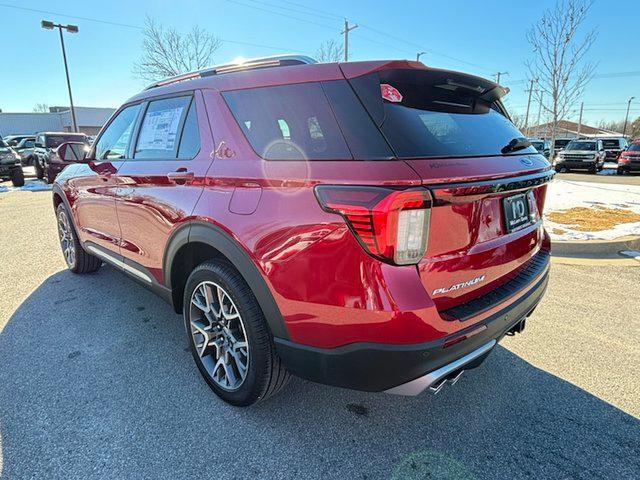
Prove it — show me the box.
[380,84,403,103]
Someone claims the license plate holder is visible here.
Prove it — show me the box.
[503,193,532,233]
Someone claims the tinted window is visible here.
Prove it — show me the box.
[602,139,621,149]
[177,100,200,159]
[566,141,596,151]
[628,143,640,152]
[46,134,87,148]
[349,70,536,159]
[95,104,141,160]
[223,83,353,160]
[135,96,191,159]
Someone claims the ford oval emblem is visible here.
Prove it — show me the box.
[520,157,534,167]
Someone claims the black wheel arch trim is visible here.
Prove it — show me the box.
[163,221,290,340]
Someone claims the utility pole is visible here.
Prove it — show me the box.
[494,71,508,84]
[535,92,544,137]
[623,96,635,136]
[416,52,426,62]
[523,78,536,137]
[577,102,584,136]
[342,19,358,62]
[42,20,79,133]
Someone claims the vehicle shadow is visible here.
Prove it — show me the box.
[1,266,638,479]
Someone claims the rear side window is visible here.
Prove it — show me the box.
[135,96,191,159]
[222,82,392,161]
[349,69,537,159]
[177,100,201,158]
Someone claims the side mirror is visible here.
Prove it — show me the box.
[57,142,89,163]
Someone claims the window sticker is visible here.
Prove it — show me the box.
[380,84,403,103]
[137,106,184,151]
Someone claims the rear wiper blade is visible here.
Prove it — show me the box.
[501,137,531,154]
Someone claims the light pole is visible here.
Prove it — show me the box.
[42,20,79,133]
[416,52,426,62]
[623,96,635,137]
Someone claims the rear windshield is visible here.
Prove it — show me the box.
[566,141,596,151]
[348,69,536,159]
[602,139,621,149]
[555,139,571,148]
[628,143,640,152]
[46,134,87,148]
[223,81,392,160]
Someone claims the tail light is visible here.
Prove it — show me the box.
[314,185,432,265]
[619,152,630,165]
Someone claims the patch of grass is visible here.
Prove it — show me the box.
[551,228,566,235]
[547,207,640,232]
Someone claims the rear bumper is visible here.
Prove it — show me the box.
[275,261,549,393]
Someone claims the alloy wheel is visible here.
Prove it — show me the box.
[57,210,76,267]
[189,281,249,391]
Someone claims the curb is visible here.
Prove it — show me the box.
[551,235,640,258]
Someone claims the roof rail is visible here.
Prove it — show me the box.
[144,54,317,90]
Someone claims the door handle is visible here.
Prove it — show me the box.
[167,169,194,184]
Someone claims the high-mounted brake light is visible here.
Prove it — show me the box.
[314,186,432,265]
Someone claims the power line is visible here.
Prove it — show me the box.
[222,0,337,31]
[0,2,142,29]
[0,2,312,54]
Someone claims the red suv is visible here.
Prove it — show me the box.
[52,56,553,406]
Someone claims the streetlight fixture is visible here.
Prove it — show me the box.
[416,51,427,62]
[623,96,635,137]
[41,20,79,133]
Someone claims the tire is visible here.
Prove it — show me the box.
[11,168,25,187]
[34,159,44,180]
[183,260,290,406]
[45,166,56,184]
[56,203,102,274]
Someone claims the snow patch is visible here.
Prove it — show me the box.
[545,179,640,241]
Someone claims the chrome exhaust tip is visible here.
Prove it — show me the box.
[428,369,464,394]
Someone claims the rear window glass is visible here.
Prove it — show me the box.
[602,139,621,149]
[222,81,392,160]
[628,143,640,152]
[348,69,536,159]
[46,134,86,148]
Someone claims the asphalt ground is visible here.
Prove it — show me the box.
[0,189,638,480]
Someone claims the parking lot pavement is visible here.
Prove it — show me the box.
[555,169,640,186]
[1,190,639,480]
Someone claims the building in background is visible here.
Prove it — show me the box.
[0,106,115,136]
[531,120,622,139]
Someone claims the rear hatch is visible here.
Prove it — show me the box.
[342,62,553,311]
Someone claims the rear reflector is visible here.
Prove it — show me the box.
[314,185,432,265]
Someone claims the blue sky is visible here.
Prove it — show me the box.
[0,0,638,125]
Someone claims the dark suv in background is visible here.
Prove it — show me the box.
[601,137,628,162]
[52,56,552,406]
[0,138,25,186]
[33,132,88,182]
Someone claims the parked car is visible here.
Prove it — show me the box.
[528,138,550,158]
[52,56,553,406]
[13,136,36,166]
[553,138,572,152]
[553,138,606,173]
[3,134,34,147]
[600,137,629,162]
[0,138,25,186]
[33,132,88,183]
[617,140,640,174]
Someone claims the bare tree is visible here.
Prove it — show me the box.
[316,39,344,63]
[526,0,596,152]
[133,16,222,83]
[33,103,50,113]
